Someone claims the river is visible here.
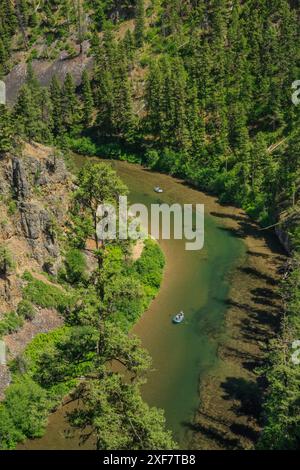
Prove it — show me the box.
[20,158,246,450]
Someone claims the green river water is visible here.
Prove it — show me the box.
[20,159,246,449]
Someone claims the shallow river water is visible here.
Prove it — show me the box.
[20,159,246,449]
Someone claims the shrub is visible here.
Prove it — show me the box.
[158,148,182,175]
[22,327,70,375]
[0,405,23,449]
[4,376,50,439]
[21,326,82,398]
[0,244,15,276]
[63,248,87,285]
[65,136,98,156]
[17,300,36,321]
[8,200,17,216]
[0,311,24,337]
[134,239,165,293]
[144,149,160,169]
[22,272,72,313]
[140,54,151,68]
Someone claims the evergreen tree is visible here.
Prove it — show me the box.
[81,69,94,127]
[134,0,145,48]
[0,104,13,154]
[39,88,54,143]
[280,130,300,207]
[73,162,128,253]
[14,85,39,142]
[94,32,135,140]
[0,38,8,67]
[13,65,53,143]
[123,29,135,65]
[50,75,63,136]
[186,84,206,161]
[145,61,163,138]
[62,73,81,135]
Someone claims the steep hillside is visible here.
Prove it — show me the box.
[0,142,71,313]
[0,142,72,398]
[0,0,299,451]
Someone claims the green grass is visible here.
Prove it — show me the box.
[0,311,24,338]
[22,271,73,314]
[0,327,75,449]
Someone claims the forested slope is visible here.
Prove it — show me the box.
[0,0,299,449]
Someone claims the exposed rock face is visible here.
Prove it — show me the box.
[12,157,29,199]
[0,142,72,399]
[0,142,72,314]
[4,42,93,105]
[20,202,41,240]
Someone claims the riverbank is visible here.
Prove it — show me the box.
[189,210,286,450]
[18,158,287,450]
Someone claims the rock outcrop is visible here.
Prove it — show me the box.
[0,142,73,398]
[0,142,72,314]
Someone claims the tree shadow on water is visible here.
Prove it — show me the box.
[221,377,262,419]
[230,423,259,442]
[210,211,247,223]
[251,287,281,300]
[182,420,243,450]
[210,211,287,256]
[240,266,277,286]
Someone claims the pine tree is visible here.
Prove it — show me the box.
[94,33,135,140]
[62,73,81,135]
[280,130,300,207]
[50,75,63,136]
[209,0,228,45]
[123,29,135,65]
[81,69,94,127]
[170,58,190,152]
[186,84,206,161]
[134,0,145,48]
[0,38,8,67]
[14,85,39,142]
[0,104,13,154]
[145,61,163,137]
[39,88,53,143]
[230,103,252,198]
[95,57,114,137]
[76,0,85,54]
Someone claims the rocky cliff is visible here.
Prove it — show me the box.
[0,142,72,398]
[0,142,72,315]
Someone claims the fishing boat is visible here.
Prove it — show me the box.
[172,311,185,324]
[154,186,163,193]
